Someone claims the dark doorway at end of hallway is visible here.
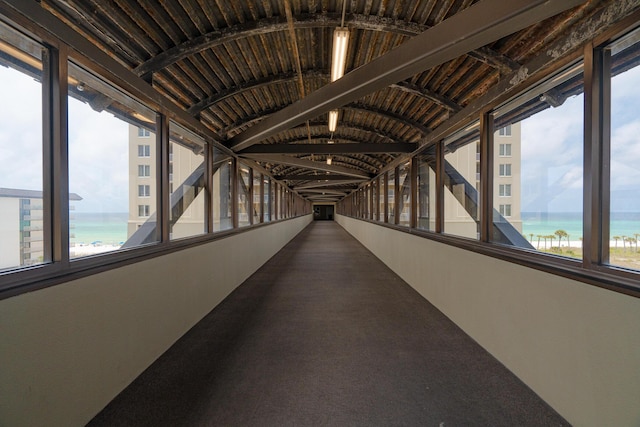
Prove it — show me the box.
[313,205,334,220]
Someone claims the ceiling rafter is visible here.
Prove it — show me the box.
[220,103,430,140]
[134,12,520,79]
[240,154,371,178]
[239,142,417,154]
[227,0,584,152]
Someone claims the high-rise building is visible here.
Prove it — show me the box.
[0,188,81,270]
[127,125,206,240]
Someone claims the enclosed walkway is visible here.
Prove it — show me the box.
[89,221,566,426]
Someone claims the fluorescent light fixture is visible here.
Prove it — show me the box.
[326,156,332,165]
[328,110,338,132]
[331,27,349,82]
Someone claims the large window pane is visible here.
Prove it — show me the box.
[417,155,436,231]
[68,62,157,258]
[398,162,411,226]
[378,177,385,222]
[238,163,251,227]
[263,178,271,222]
[610,35,640,269]
[0,25,44,270]
[212,149,232,232]
[443,123,480,239]
[388,169,395,224]
[169,122,206,239]
[253,172,262,223]
[493,62,584,259]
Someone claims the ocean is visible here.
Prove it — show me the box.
[71,212,129,246]
[70,211,640,246]
[521,212,640,240]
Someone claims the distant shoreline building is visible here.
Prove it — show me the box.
[0,188,82,270]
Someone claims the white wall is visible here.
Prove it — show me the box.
[0,215,312,427]
[336,215,640,427]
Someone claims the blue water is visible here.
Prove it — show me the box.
[71,212,128,245]
[522,212,640,240]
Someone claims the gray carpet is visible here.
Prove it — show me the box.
[89,221,568,426]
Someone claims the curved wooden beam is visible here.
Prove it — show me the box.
[191,71,460,116]
[134,13,519,79]
[221,103,429,141]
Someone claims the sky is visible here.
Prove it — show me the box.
[2,57,640,213]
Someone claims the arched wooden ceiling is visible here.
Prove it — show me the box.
[38,0,636,201]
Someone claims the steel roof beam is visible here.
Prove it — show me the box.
[239,142,417,155]
[228,0,584,152]
[241,154,370,179]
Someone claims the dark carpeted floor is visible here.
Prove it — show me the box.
[88,221,568,426]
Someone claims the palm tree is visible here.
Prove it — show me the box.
[622,235,628,250]
[549,235,556,249]
[529,233,534,242]
[536,234,542,248]
[554,229,568,248]
[613,236,621,248]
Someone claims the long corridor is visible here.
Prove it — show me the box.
[89,221,566,426]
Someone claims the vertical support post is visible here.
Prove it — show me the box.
[259,174,265,223]
[206,142,214,233]
[410,157,418,228]
[248,167,254,225]
[394,166,400,225]
[584,44,611,267]
[480,112,494,242]
[232,157,238,229]
[435,139,444,234]
[45,45,69,264]
[383,172,389,223]
[159,114,170,242]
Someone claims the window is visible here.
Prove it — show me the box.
[138,185,150,197]
[499,204,512,217]
[0,24,45,271]
[417,155,436,231]
[498,125,512,136]
[443,120,481,240]
[138,164,151,177]
[491,61,583,260]
[213,151,233,230]
[138,127,150,137]
[499,143,512,157]
[609,33,640,270]
[138,205,150,217]
[499,184,511,197]
[68,61,158,258]
[238,164,251,227]
[169,121,206,240]
[138,144,150,157]
[398,162,411,226]
[499,164,512,177]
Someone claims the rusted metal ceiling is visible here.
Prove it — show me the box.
[37,0,638,201]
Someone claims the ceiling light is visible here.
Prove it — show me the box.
[326,156,332,165]
[328,140,335,144]
[328,110,338,132]
[331,28,349,82]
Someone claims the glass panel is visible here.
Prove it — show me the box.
[264,178,271,222]
[253,172,262,223]
[0,24,44,270]
[68,61,157,258]
[169,122,206,239]
[212,149,232,232]
[493,62,584,259]
[417,155,436,231]
[378,178,385,221]
[443,122,480,239]
[609,35,640,269]
[270,180,276,221]
[388,169,395,224]
[398,162,411,226]
[237,163,251,227]
[372,181,378,221]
